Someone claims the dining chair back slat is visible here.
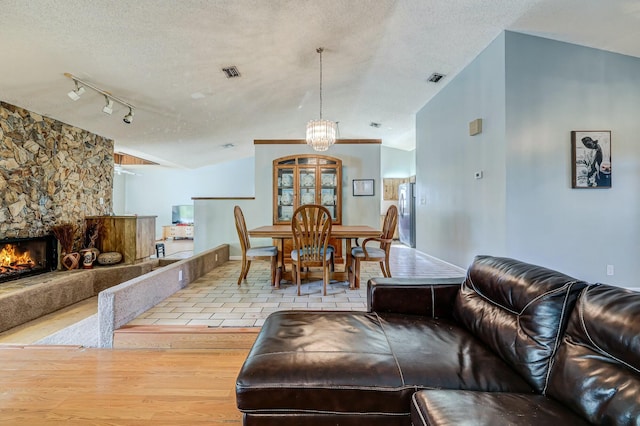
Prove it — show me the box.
[291,204,333,295]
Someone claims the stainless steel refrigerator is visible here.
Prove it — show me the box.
[398,183,416,248]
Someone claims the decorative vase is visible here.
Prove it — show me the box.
[61,252,81,270]
[80,248,98,269]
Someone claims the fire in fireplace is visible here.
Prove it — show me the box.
[0,235,58,283]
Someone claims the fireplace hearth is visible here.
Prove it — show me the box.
[0,235,58,284]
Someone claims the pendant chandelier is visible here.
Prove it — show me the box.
[306,47,337,152]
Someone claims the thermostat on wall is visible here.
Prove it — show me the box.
[469,118,483,136]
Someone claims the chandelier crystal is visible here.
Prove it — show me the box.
[306,48,336,152]
[306,119,336,152]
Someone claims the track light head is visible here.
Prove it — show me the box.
[123,108,134,124]
[102,96,114,115]
[67,82,85,101]
[64,73,135,124]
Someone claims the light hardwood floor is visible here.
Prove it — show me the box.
[0,346,248,425]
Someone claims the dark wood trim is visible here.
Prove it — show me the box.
[254,139,381,145]
[114,152,158,165]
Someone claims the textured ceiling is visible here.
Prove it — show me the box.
[1,0,639,169]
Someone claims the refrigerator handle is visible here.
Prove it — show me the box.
[399,193,405,216]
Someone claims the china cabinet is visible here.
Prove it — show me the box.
[273,154,343,264]
[273,155,342,225]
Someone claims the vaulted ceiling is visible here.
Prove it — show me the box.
[2,0,639,169]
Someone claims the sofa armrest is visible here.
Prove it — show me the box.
[367,277,463,318]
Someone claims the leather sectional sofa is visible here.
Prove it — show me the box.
[235,255,640,425]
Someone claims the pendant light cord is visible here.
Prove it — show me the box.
[317,47,324,120]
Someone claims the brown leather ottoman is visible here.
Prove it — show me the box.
[236,310,532,425]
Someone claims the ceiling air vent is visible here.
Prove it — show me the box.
[222,66,241,78]
[427,73,445,83]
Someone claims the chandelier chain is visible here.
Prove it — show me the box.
[318,47,323,120]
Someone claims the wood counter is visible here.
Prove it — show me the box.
[85,216,157,264]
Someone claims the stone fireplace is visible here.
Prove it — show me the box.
[0,235,57,283]
[1,101,114,249]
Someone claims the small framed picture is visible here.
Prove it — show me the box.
[571,131,611,188]
[353,179,375,196]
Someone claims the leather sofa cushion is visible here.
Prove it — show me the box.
[547,284,640,424]
[411,390,589,426]
[453,255,587,392]
[367,277,464,317]
[376,313,532,392]
[236,311,532,417]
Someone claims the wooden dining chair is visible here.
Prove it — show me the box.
[234,206,280,287]
[349,205,398,289]
[291,204,333,296]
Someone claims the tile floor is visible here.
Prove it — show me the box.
[129,244,466,328]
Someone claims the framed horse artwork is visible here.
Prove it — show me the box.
[571,130,611,188]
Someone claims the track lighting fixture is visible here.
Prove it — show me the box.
[64,73,135,124]
[102,96,114,115]
[123,108,134,124]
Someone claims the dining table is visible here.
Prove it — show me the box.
[248,224,382,288]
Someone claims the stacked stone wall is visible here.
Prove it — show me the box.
[0,101,113,239]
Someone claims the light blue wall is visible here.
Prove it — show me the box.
[381,146,415,177]
[415,31,640,287]
[416,32,507,269]
[504,31,640,286]
[117,157,255,237]
[112,173,126,215]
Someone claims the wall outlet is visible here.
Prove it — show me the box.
[178,270,183,282]
[606,265,614,276]
[215,254,218,262]
[99,197,104,205]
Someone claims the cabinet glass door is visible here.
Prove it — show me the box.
[299,167,316,205]
[277,167,295,221]
[320,168,338,220]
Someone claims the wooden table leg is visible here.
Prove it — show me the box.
[272,238,287,284]
[345,238,354,289]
